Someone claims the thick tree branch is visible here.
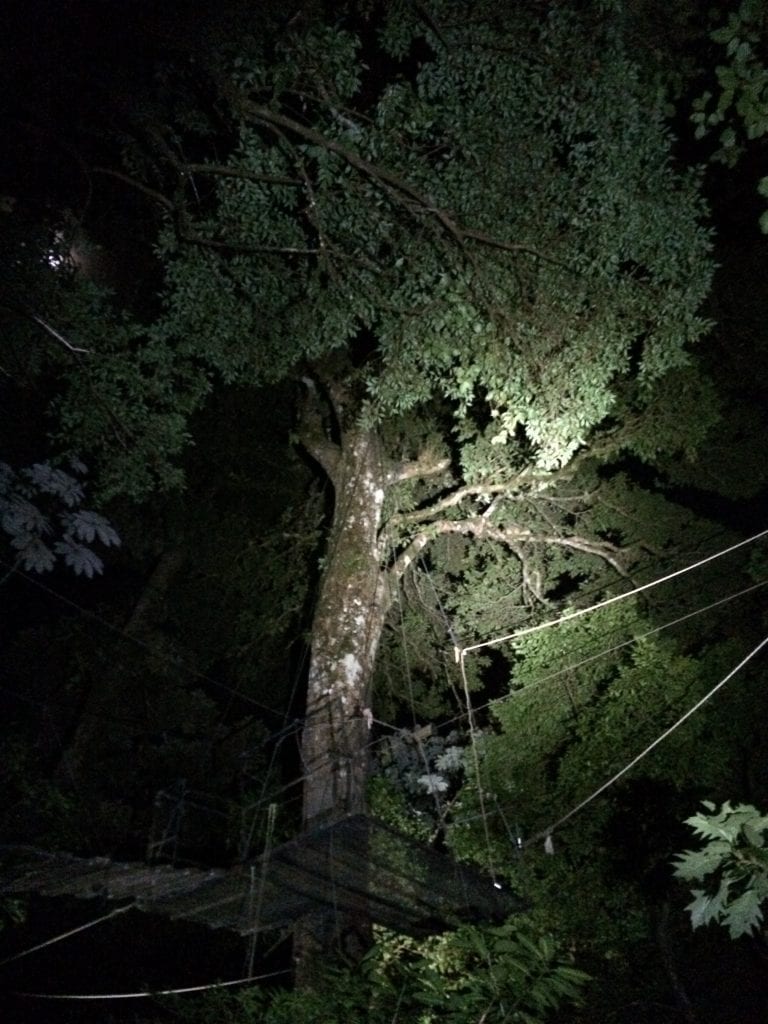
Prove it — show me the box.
[390,451,451,483]
[94,160,301,206]
[388,480,519,524]
[97,103,555,277]
[258,119,335,269]
[296,374,346,485]
[388,516,626,585]
[296,378,341,483]
[388,531,435,582]
[179,232,324,256]
[462,226,582,275]
[300,433,341,481]
[473,519,626,574]
[221,86,556,263]
[179,162,301,187]
[226,91,465,241]
[26,311,90,355]
[178,227,380,271]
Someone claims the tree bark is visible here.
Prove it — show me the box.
[300,425,391,828]
[294,424,393,984]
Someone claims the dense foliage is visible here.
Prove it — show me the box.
[166,918,588,1024]
[53,3,715,498]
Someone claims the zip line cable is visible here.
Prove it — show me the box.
[0,857,284,1000]
[0,519,754,749]
[11,968,292,1000]
[400,568,765,746]
[0,473,735,745]
[35,561,757,846]
[450,576,768,728]
[455,527,768,734]
[458,525,768,657]
[523,630,768,849]
[189,573,767,826]
[0,904,134,967]
[3,525,766,854]
[1,536,766,991]
[9,606,762,1000]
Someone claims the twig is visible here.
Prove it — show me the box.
[2,297,91,355]
[26,311,90,354]
[91,167,175,211]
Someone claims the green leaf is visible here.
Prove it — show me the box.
[720,126,737,149]
[724,888,763,938]
[686,886,726,929]
[685,802,759,843]
[743,818,768,845]
[673,842,731,881]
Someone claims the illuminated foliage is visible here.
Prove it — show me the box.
[48,4,714,497]
[675,800,768,939]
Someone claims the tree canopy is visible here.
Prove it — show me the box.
[53,3,714,499]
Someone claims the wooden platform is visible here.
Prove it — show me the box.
[0,815,524,937]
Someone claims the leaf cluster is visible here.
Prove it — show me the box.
[169,916,588,1024]
[0,459,120,575]
[691,0,768,230]
[674,799,768,939]
[38,1,715,501]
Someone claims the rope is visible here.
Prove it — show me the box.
[461,668,496,882]
[525,630,768,848]
[0,904,133,968]
[245,802,276,976]
[481,577,768,718]
[213,573,767,826]
[457,526,768,657]
[11,968,292,1000]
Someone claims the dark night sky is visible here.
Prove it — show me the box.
[1,1,280,204]
[1,0,273,119]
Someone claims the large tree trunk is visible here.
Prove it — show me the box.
[294,424,392,982]
[300,425,391,829]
